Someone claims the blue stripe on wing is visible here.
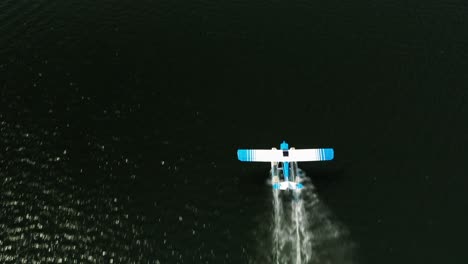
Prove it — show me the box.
[237,150,248,161]
[323,148,334,160]
[238,149,256,161]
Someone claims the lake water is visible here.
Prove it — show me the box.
[1,0,468,263]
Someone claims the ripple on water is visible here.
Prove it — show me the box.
[0,120,156,263]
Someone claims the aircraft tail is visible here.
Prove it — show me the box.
[273,181,304,190]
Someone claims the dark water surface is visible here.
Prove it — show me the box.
[2,0,468,263]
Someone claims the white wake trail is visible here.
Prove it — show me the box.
[269,175,355,264]
[272,188,282,264]
[294,196,301,264]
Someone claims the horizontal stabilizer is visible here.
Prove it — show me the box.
[237,148,334,162]
[273,181,304,190]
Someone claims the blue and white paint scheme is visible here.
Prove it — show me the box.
[237,141,334,190]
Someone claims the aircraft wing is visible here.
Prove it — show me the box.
[237,148,334,162]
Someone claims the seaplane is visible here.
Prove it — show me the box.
[237,141,334,190]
